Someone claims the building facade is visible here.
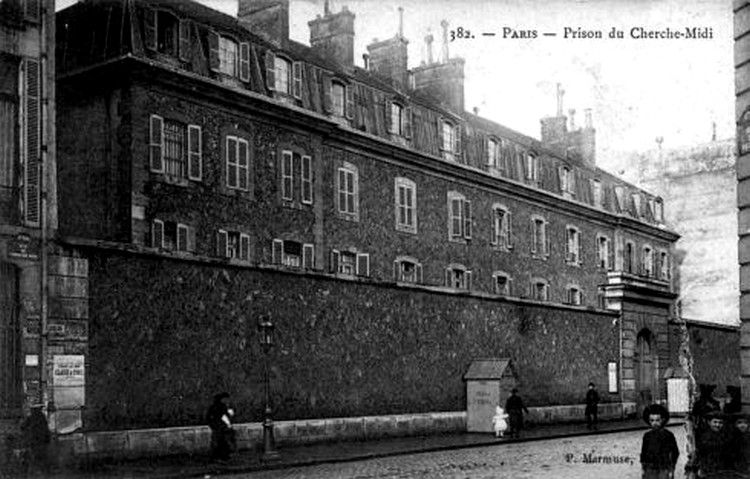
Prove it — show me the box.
[54,0,679,445]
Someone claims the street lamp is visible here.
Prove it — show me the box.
[257,316,280,461]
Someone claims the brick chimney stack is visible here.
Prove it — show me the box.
[309,3,356,68]
[410,20,465,112]
[237,0,289,47]
[366,7,409,89]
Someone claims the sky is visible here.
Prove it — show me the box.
[58,0,735,173]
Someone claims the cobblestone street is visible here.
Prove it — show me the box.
[228,426,686,479]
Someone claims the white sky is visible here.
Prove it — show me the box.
[58,0,735,173]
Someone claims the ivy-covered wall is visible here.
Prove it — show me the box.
[85,249,620,431]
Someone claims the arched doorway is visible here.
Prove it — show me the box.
[635,328,657,412]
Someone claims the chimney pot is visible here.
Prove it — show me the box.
[568,108,576,130]
[584,108,593,129]
[473,107,479,115]
[362,53,370,69]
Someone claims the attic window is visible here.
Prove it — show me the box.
[156,11,178,56]
[332,81,345,117]
[219,37,238,77]
[274,57,291,94]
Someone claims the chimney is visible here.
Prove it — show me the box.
[366,7,409,89]
[540,83,568,152]
[309,4,356,68]
[410,20,465,112]
[238,0,289,47]
[565,108,596,167]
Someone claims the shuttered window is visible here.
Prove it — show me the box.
[23,58,40,225]
[226,136,249,190]
[0,98,15,188]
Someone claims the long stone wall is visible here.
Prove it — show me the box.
[82,247,621,431]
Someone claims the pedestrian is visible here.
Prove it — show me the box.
[505,388,529,439]
[695,410,735,477]
[20,404,51,476]
[640,403,679,479]
[724,386,742,415]
[206,392,236,462]
[585,382,600,430]
[728,413,750,474]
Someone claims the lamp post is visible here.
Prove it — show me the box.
[257,316,280,461]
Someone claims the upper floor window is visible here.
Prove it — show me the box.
[491,204,512,250]
[559,166,575,197]
[219,37,238,76]
[632,193,642,217]
[591,180,603,208]
[524,151,539,185]
[642,246,654,277]
[226,136,249,191]
[566,285,582,306]
[440,121,461,161]
[445,264,472,290]
[330,249,370,277]
[272,239,314,269]
[149,115,202,181]
[597,235,611,270]
[650,198,664,223]
[614,186,626,212]
[155,11,178,56]
[530,278,549,301]
[336,162,359,221]
[389,102,411,137]
[566,226,582,265]
[265,52,302,98]
[624,241,635,274]
[332,82,345,117]
[395,177,417,234]
[274,56,290,94]
[216,229,251,262]
[394,256,423,284]
[658,250,670,280]
[531,216,549,258]
[281,150,312,205]
[493,272,511,296]
[487,138,500,171]
[151,219,195,253]
[448,191,472,241]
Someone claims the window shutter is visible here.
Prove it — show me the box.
[345,84,354,119]
[176,225,188,251]
[301,155,312,204]
[144,8,157,51]
[437,117,444,150]
[356,253,369,277]
[385,101,393,133]
[463,200,472,239]
[187,226,196,253]
[393,260,400,281]
[293,62,302,99]
[323,74,333,113]
[578,233,583,265]
[303,244,314,269]
[465,271,473,291]
[152,220,164,248]
[240,234,250,261]
[530,219,537,254]
[506,212,513,248]
[24,0,40,22]
[238,139,249,190]
[208,31,220,72]
[416,264,423,284]
[404,107,413,139]
[544,222,550,255]
[179,20,191,61]
[265,51,276,90]
[330,249,340,273]
[558,166,565,192]
[149,114,163,172]
[187,125,202,180]
[486,137,494,166]
[454,124,462,157]
[444,267,452,287]
[608,239,615,271]
[272,239,283,264]
[23,58,40,225]
[216,230,228,257]
[239,42,250,82]
[490,211,498,246]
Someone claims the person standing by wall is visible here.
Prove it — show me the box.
[206,392,235,462]
[505,388,529,439]
[20,405,51,475]
[585,382,600,430]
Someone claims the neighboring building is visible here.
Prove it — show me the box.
[54,0,679,452]
[616,139,738,327]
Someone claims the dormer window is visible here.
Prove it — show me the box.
[632,193,642,217]
[156,11,178,55]
[332,81,345,117]
[591,180,603,208]
[524,151,539,185]
[487,137,506,175]
[440,120,461,161]
[219,37,238,76]
[388,102,411,137]
[274,56,291,93]
[559,166,575,197]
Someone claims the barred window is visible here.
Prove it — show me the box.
[163,119,186,178]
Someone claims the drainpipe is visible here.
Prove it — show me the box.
[37,0,49,410]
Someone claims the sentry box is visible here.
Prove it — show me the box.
[463,358,518,433]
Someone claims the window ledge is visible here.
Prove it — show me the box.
[565,260,582,267]
[395,225,417,235]
[220,186,253,200]
[531,253,549,261]
[281,201,311,211]
[448,237,468,244]
[337,212,360,223]
[151,173,190,187]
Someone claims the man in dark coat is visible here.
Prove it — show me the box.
[585,382,600,430]
[695,410,734,477]
[505,388,529,439]
[206,392,235,461]
[640,403,679,479]
[20,405,51,474]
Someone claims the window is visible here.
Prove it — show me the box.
[226,136,249,190]
[448,192,472,241]
[216,230,250,261]
[659,250,670,280]
[491,204,512,249]
[566,226,582,265]
[487,138,499,168]
[632,193,642,217]
[156,11,178,56]
[493,272,511,296]
[531,279,549,301]
[331,82,345,117]
[591,180,603,208]
[219,37,238,76]
[272,239,314,269]
[597,235,611,270]
[274,56,291,94]
[624,242,634,273]
[440,120,461,161]
[395,178,417,233]
[614,186,625,212]
[642,246,654,277]
[445,264,472,290]
[653,198,664,222]
[531,216,549,257]
[330,249,370,277]
[149,115,202,181]
[524,151,539,185]
[281,150,313,204]
[336,162,359,220]
[566,285,582,305]
[559,166,575,196]
[394,257,422,284]
[0,96,15,188]
[151,219,194,252]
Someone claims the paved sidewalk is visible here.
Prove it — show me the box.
[13,417,672,479]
